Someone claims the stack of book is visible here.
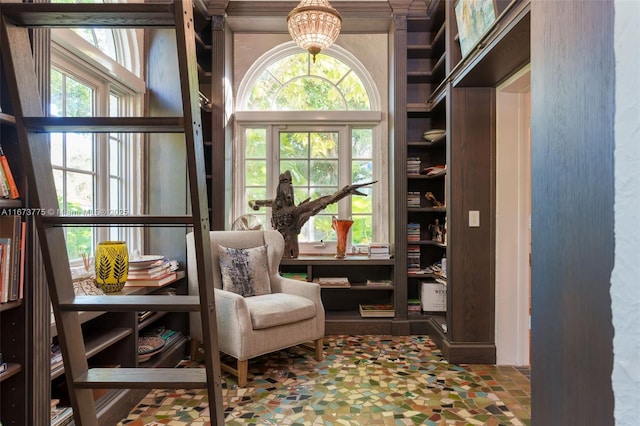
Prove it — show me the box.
[407,222,421,242]
[407,191,421,208]
[368,243,391,259]
[406,157,421,175]
[407,245,421,274]
[366,279,392,287]
[408,298,422,314]
[313,277,350,288]
[125,257,178,287]
[359,303,395,318]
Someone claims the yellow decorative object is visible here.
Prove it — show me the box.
[94,241,129,293]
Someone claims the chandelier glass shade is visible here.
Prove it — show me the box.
[287,0,342,62]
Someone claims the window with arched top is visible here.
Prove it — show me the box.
[50,0,144,262]
[235,43,388,252]
[246,52,371,111]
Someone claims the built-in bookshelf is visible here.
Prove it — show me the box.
[280,256,396,335]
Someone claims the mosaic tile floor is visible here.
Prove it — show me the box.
[118,335,531,425]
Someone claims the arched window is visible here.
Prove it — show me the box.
[235,43,387,252]
[246,52,370,111]
[50,0,144,261]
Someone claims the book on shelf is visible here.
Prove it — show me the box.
[359,303,395,318]
[127,264,172,279]
[0,145,19,199]
[0,215,22,303]
[124,271,177,287]
[314,277,350,288]
[281,271,308,281]
[368,242,391,259]
[366,279,393,287]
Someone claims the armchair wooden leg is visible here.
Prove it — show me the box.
[314,338,324,361]
[237,359,248,387]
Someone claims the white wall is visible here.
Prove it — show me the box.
[495,68,531,366]
[612,1,640,425]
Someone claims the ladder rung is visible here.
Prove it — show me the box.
[59,295,202,312]
[22,117,186,133]
[1,3,176,28]
[74,368,207,389]
[41,215,195,226]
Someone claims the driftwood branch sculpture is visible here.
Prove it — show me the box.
[249,170,377,258]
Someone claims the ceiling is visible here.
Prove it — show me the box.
[205,1,430,33]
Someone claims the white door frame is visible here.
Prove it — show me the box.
[495,65,531,366]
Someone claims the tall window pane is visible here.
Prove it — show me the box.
[50,72,95,260]
[351,129,374,245]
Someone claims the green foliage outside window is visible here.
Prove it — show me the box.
[248,53,370,111]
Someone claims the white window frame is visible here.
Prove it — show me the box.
[234,111,386,253]
[234,42,388,252]
[51,28,145,264]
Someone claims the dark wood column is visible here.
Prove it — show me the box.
[531,0,614,424]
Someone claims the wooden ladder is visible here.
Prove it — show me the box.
[0,2,224,425]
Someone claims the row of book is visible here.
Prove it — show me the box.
[0,145,19,200]
[0,215,26,303]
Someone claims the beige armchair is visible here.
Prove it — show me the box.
[186,230,325,386]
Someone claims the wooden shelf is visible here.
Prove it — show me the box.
[21,116,187,133]
[0,112,16,125]
[0,363,21,382]
[281,256,394,266]
[0,3,178,28]
[407,173,446,180]
[58,295,200,312]
[0,298,22,312]
[74,366,206,389]
[51,328,133,379]
[320,283,394,291]
[138,311,168,330]
[407,207,446,213]
[407,240,446,248]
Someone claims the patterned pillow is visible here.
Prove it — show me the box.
[218,244,271,297]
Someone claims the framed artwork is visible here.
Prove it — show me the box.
[454,0,497,57]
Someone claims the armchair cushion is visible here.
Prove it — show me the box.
[244,293,316,330]
[218,244,271,297]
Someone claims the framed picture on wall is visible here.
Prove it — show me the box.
[454,0,497,57]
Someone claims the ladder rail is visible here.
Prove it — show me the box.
[173,2,225,424]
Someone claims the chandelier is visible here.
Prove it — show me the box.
[287,0,342,62]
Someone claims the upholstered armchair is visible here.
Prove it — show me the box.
[186,230,325,386]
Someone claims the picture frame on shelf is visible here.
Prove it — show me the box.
[454,0,497,57]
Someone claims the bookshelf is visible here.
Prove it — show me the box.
[280,256,396,335]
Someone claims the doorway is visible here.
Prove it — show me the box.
[495,65,531,366]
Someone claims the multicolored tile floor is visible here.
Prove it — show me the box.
[118,335,531,425]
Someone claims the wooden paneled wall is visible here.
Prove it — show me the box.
[530,0,615,424]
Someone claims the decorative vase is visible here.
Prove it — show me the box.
[94,241,129,293]
[332,217,353,259]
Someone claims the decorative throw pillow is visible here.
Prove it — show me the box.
[218,244,271,297]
